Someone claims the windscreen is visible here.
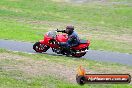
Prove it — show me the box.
[47,31,57,38]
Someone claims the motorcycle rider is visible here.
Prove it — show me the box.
[58,25,80,55]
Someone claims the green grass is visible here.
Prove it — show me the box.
[0,0,132,54]
[0,0,132,53]
[0,70,77,88]
[90,39,132,53]
[0,48,132,76]
[1,71,131,88]
[0,1,131,87]
[0,0,131,31]
[0,49,132,88]
[0,18,48,42]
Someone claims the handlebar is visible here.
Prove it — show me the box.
[56,29,66,33]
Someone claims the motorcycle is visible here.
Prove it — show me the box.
[33,30,90,57]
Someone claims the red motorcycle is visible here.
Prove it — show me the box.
[33,30,90,57]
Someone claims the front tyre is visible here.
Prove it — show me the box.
[33,42,49,53]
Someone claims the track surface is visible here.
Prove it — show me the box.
[0,39,132,66]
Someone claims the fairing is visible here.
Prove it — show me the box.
[39,33,90,50]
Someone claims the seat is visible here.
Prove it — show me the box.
[80,39,87,44]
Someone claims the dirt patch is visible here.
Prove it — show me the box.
[79,30,132,43]
[8,0,19,2]
[16,18,132,43]
[112,34,132,43]
[3,17,132,44]
[0,53,94,83]
[52,0,108,3]
[52,0,132,6]
[0,53,132,84]
[27,20,68,30]
[0,53,27,60]
[18,60,78,83]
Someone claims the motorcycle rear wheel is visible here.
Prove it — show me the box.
[72,52,86,58]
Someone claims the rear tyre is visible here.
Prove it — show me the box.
[72,52,86,58]
[72,47,88,57]
[33,42,49,53]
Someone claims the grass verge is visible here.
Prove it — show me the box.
[0,0,132,53]
[0,49,132,88]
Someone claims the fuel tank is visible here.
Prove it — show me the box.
[56,34,68,42]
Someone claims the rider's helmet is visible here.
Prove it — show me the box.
[66,25,74,35]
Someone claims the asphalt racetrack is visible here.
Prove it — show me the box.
[0,39,132,66]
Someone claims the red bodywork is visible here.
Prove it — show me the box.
[39,33,90,51]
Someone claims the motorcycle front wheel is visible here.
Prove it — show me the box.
[33,42,49,53]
